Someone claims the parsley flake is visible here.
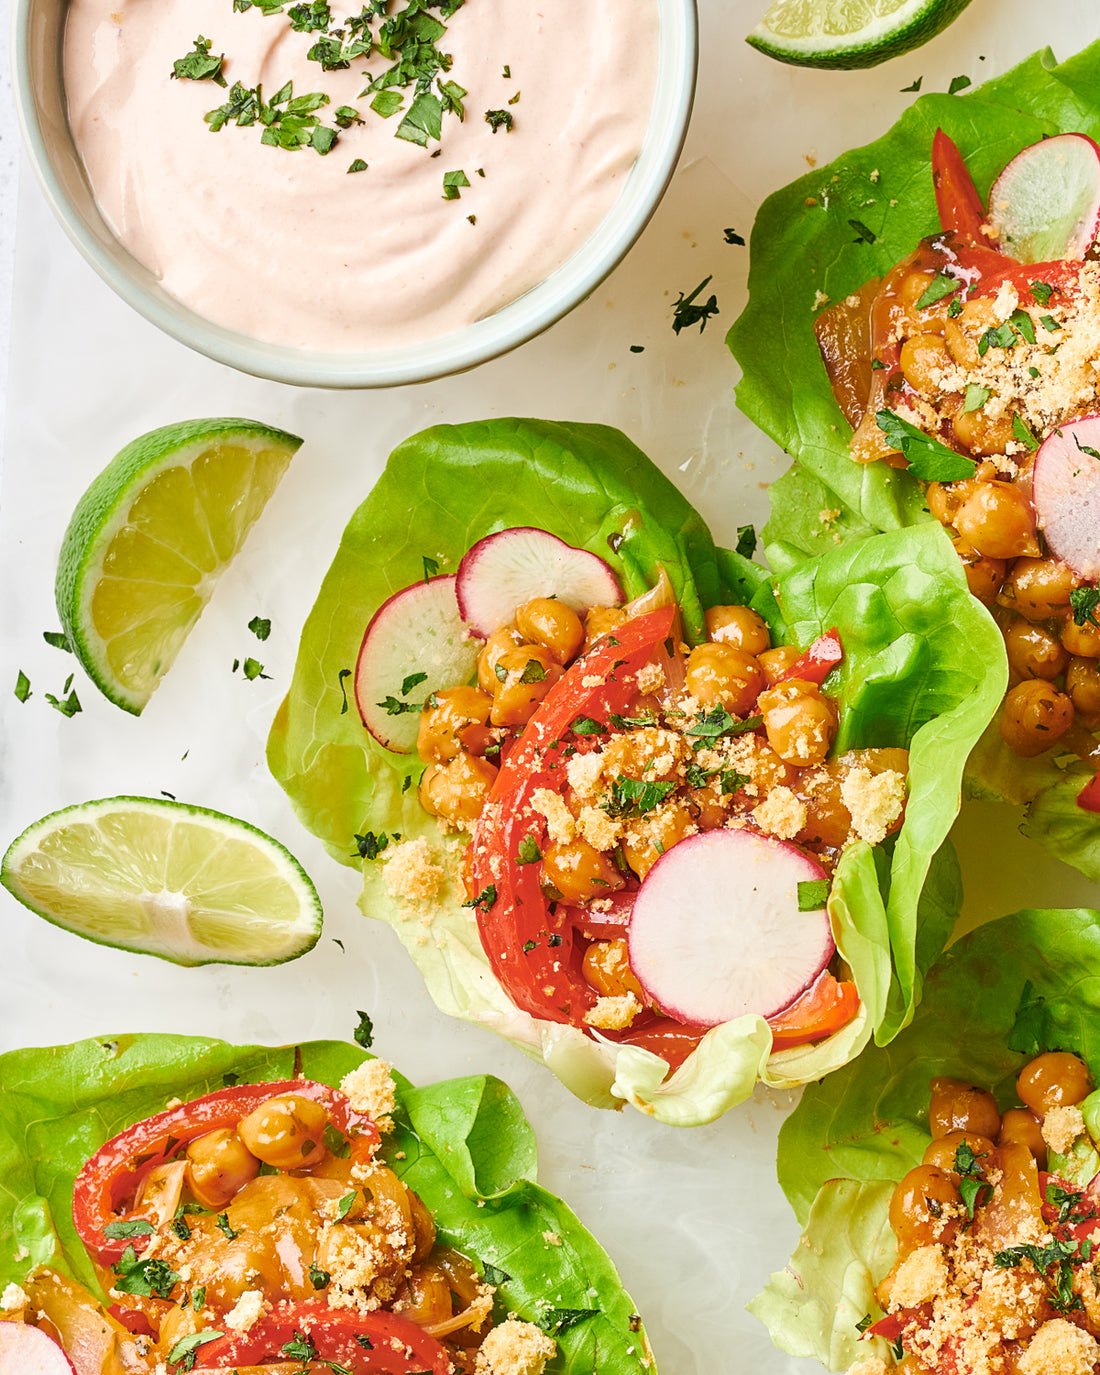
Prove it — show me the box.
[353,1009,375,1048]
[797,879,830,912]
[875,410,976,482]
[14,670,30,703]
[172,35,227,86]
[671,276,719,334]
[723,227,746,246]
[484,108,514,133]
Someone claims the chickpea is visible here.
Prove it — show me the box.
[898,269,937,310]
[418,752,498,827]
[953,538,1006,605]
[582,938,644,1000]
[477,626,523,696]
[704,605,771,655]
[237,1095,329,1170]
[416,687,492,762]
[954,482,1037,560]
[542,839,623,904]
[928,1077,1001,1140]
[922,1131,996,1180]
[797,769,852,849]
[489,646,562,727]
[1003,619,1068,682]
[899,332,951,396]
[951,406,1018,456]
[1017,1051,1092,1116]
[927,480,966,527]
[514,598,585,665]
[684,643,764,715]
[1062,616,1100,659]
[999,680,1074,756]
[757,679,838,767]
[944,298,997,369]
[757,645,802,685]
[585,605,628,650]
[622,803,695,880]
[888,1164,961,1255]
[1068,657,1100,717]
[998,556,1077,622]
[997,1107,1047,1167]
[185,1128,260,1209]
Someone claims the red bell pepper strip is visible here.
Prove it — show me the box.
[72,1080,380,1265]
[193,1301,453,1373]
[932,128,989,247]
[1078,773,1100,813]
[777,628,844,686]
[767,969,859,1050]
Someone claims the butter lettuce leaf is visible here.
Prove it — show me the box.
[0,1034,652,1373]
[268,419,1000,1124]
[728,40,1100,879]
[756,907,1100,1370]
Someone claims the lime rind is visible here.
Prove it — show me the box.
[56,419,302,715]
[0,796,322,967]
[747,0,974,69]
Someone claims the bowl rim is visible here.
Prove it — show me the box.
[12,0,698,389]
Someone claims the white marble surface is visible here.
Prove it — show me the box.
[0,0,18,408]
[4,4,1100,1375]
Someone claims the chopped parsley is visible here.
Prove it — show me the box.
[978,321,1019,355]
[483,1262,511,1286]
[336,1190,358,1220]
[442,168,470,199]
[796,879,830,912]
[947,74,972,94]
[684,706,761,741]
[42,630,72,651]
[735,523,758,559]
[113,1245,180,1299]
[348,157,368,172]
[900,76,923,92]
[539,1307,600,1336]
[571,715,609,737]
[953,1141,991,1220]
[308,1261,331,1289]
[875,409,976,482]
[723,227,745,246]
[518,658,548,685]
[915,273,958,310]
[45,686,82,717]
[1012,413,1039,452]
[1070,588,1100,630]
[376,693,423,715]
[241,657,269,680]
[422,555,440,581]
[1009,308,1037,345]
[994,1238,1086,1314]
[248,615,272,640]
[338,666,353,713]
[166,1332,225,1372]
[962,383,990,414]
[601,777,675,819]
[216,1212,239,1240]
[671,276,719,335]
[172,35,227,86]
[484,108,514,133]
[848,219,876,244]
[1040,314,1062,333]
[1076,434,1100,461]
[353,1009,375,1048]
[1029,280,1057,306]
[14,670,30,703]
[102,1219,156,1239]
[516,835,542,865]
[462,884,498,913]
[353,830,390,860]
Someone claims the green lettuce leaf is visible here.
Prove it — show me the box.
[0,1034,652,1373]
[756,907,1100,1370]
[269,419,1001,1125]
[728,40,1100,879]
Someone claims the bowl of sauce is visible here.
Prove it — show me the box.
[15,0,696,387]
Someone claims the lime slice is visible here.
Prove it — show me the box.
[746,0,973,69]
[56,418,302,715]
[1,796,322,966]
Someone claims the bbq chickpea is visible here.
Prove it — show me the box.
[417,687,493,762]
[998,556,1077,622]
[951,406,1018,457]
[757,645,802,685]
[900,332,951,396]
[237,1095,329,1170]
[1017,1052,1092,1116]
[704,605,771,655]
[997,1108,1047,1166]
[584,606,628,650]
[1004,619,1069,682]
[542,839,624,904]
[928,1077,1001,1140]
[1062,616,1100,659]
[1068,658,1100,717]
[685,643,764,716]
[953,482,1037,560]
[922,1131,996,1180]
[489,645,561,727]
[999,680,1074,756]
[757,679,838,767]
[514,598,585,665]
[889,1165,960,1254]
[477,626,524,696]
[953,538,1005,605]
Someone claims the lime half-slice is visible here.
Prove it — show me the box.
[1,797,322,966]
[56,418,302,715]
[746,0,973,69]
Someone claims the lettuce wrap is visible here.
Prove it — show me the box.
[0,1033,652,1373]
[267,418,1003,1126]
[750,907,1100,1371]
[727,40,1100,880]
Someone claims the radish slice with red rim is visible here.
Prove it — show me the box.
[456,527,623,637]
[354,575,482,753]
[1032,414,1100,581]
[988,133,1100,263]
[0,1324,76,1374]
[626,828,835,1028]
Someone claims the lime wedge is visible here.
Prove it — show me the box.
[746,0,973,69]
[56,418,302,715]
[1,797,322,966]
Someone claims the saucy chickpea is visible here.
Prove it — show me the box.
[417,686,492,762]
[951,406,1018,457]
[757,679,838,767]
[237,1094,329,1170]
[899,332,951,396]
[953,538,1005,605]
[418,752,498,827]
[514,597,585,665]
[542,839,624,903]
[1003,619,1069,682]
[1017,1051,1092,1116]
[1068,657,1100,717]
[997,1107,1047,1166]
[999,679,1074,756]
[757,644,802,685]
[922,1131,996,1180]
[582,938,643,1000]
[928,1077,1002,1140]
[185,1128,260,1209]
[1062,617,1100,659]
[584,605,628,649]
[477,626,524,696]
[489,645,561,727]
[888,1164,960,1255]
[704,605,771,655]
[684,643,764,715]
[953,482,1036,560]
[998,556,1077,622]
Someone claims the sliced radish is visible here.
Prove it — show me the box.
[0,1323,76,1374]
[355,575,482,753]
[626,828,834,1027]
[1032,414,1100,581]
[456,528,623,637]
[988,134,1100,262]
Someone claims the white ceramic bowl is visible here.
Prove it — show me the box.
[13,0,697,388]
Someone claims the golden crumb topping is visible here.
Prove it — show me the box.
[382,837,446,905]
[474,1319,557,1375]
[340,1059,397,1134]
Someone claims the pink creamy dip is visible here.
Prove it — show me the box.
[64,0,659,351]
